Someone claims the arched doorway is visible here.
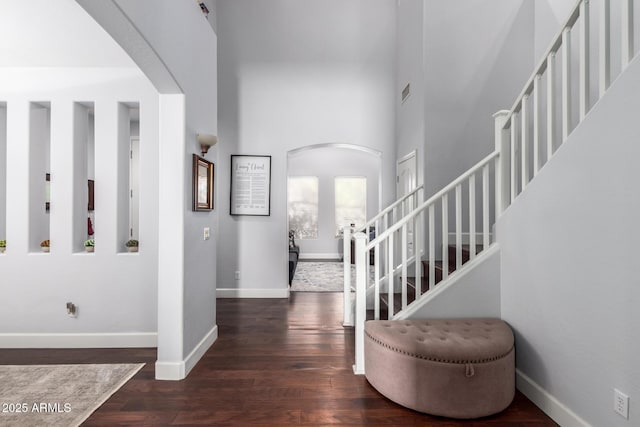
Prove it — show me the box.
[286,143,381,291]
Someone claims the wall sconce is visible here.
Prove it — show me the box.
[197,133,218,156]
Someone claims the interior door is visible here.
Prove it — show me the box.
[396,151,417,257]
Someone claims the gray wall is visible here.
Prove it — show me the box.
[111,0,219,362]
[423,0,534,198]
[287,146,380,258]
[497,52,640,427]
[408,246,501,319]
[216,0,396,294]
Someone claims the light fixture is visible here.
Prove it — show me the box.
[197,133,218,156]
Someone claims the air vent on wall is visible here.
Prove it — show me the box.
[198,1,209,16]
[401,83,410,103]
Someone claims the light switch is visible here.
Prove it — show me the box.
[204,227,210,240]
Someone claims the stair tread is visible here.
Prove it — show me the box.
[370,244,487,319]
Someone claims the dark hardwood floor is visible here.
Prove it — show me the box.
[0,293,558,426]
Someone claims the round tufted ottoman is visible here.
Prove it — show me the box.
[364,318,514,419]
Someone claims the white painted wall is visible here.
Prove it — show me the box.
[0,68,159,342]
[395,0,425,187]
[534,0,577,60]
[111,0,219,375]
[287,146,380,258]
[497,54,640,427]
[217,0,396,294]
[408,246,501,319]
[423,0,534,197]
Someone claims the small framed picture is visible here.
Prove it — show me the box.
[193,154,214,211]
[88,180,95,211]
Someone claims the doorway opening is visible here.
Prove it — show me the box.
[286,143,381,292]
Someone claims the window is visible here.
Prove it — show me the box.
[287,176,318,239]
[335,177,366,236]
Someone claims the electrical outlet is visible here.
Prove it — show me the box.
[614,389,629,419]
[66,302,77,318]
[235,271,240,280]
[203,227,210,240]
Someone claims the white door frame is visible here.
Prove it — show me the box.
[396,149,417,197]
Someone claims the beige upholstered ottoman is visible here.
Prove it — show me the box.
[364,318,515,419]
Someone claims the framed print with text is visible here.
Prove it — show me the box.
[230,155,271,216]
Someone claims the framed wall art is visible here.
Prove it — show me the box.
[193,154,214,211]
[230,155,271,216]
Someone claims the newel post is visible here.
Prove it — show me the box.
[342,225,353,327]
[493,110,510,215]
[353,232,367,375]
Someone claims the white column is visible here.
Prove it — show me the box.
[599,0,611,97]
[533,76,541,176]
[353,232,367,375]
[562,28,572,141]
[0,105,6,242]
[622,0,634,67]
[50,100,74,256]
[579,0,590,121]
[6,100,29,254]
[342,225,353,326]
[547,52,556,161]
[493,110,510,214]
[521,96,529,190]
[155,94,186,380]
[94,101,119,254]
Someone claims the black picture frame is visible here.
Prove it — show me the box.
[230,155,272,216]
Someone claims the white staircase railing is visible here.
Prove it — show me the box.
[342,185,423,327]
[352,0,639,374]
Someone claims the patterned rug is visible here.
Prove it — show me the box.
[0,363,144,427]
[291,261,374,292]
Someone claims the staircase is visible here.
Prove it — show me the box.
[373,244,482,319]
[349,0,640,374]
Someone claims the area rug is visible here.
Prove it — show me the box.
[0,363,144,427]
[291,261,374,292]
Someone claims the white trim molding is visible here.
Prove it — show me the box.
[516,369,591,427]
[299,253,340,260]
[184,325,218,376]
[155,361,185,381]
[155,325,218,381]
[0,332,157,348]
[217,288,289,298]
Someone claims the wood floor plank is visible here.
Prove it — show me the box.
[0,293,558,426]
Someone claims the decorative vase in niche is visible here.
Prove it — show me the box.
[41,247,50,253]
[127,246,138,253]
[86,246,94,253]
[0,248,5,254]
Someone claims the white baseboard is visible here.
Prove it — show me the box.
[156,325,218,381]
[155,361,185,381]
[299,253,341,260]
[516,369,590,427]
[217,288,289,298]
[0,332,157,348]
[184,325,217,376]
